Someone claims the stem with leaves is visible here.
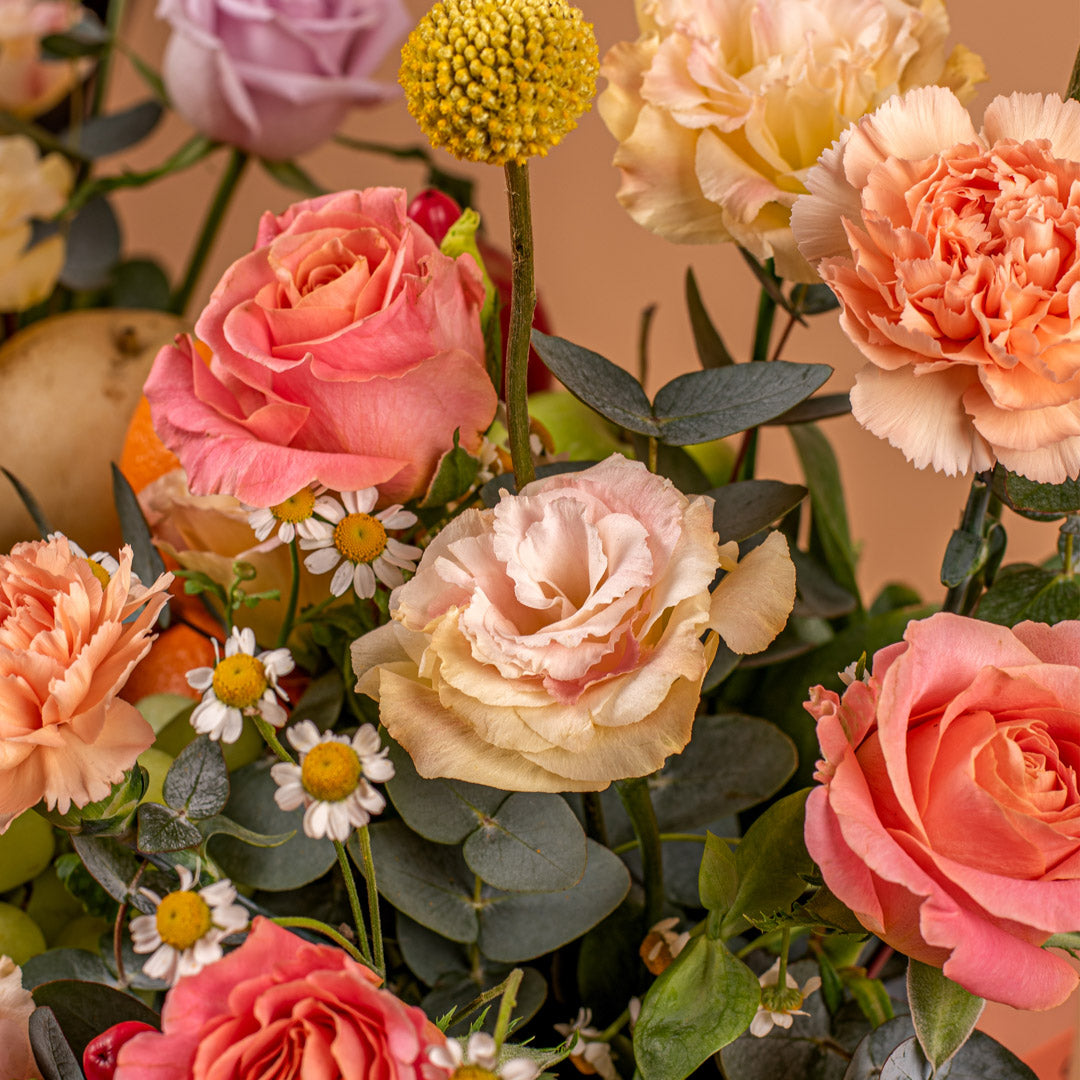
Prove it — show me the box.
[941,472,992,614]
[91,0,128,119]
[616,776,664,929]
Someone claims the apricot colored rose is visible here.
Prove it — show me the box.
[353,455,795,792]
[792,88,1080,483]
[0,536,171,830]
[805,613,1080,1010]
[145,188,497,508]
[115,917,449,1080]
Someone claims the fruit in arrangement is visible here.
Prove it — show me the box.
[0,810,54,892]
[0,900,46,964]
[83,1021,158,1080]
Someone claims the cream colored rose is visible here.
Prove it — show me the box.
[599,0,984,281]
[0,134,72,310]
[353,456,795,792]
[0,955,38,1080]
[0,1,91,118]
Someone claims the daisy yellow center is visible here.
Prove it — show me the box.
[84,558,110,587]
[212,654,268,708]
[333,513,387,565]
[452,1069,498,1080]
[271,489,316,523]
[155,890,212,950]
[301,742,362,802]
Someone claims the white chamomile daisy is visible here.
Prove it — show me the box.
[49,532,121,586]
[244,484,338,544]
[750,960,822,1037]
[299,488,421,599]
[271,720,394,842]
[428,1032,539,1080]
[186,626,294,743]
[554,1007,617,1080]
[130,865,248,986]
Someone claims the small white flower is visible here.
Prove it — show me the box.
[428,1032,538,1080]
[749,960,822,1037]
[271,720,394,842]
[130,864,249,986]
[300,488,421,599]
[186,626,294,743]
[554,1007,617,1080]
[49,532,121,583]
[244,484,338,545]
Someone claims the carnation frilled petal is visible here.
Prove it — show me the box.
[709,531,795,655]
[982,92,1080,160]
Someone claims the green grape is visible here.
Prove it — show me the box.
[53,914,111,953]
[0,900,46,964]
[24,865,85,945]
[157,713,264,771]
[526,391,629,461]
[0,810,55,893]
[136,692,196,734]
[137,747,175,805]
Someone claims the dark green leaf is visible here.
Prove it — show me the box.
[844,1017,917,1080]
[699,833,738,915]
[652,363,833,445]
[384,739,506,844]
[1,467,54,538]
[685,267,734,367]
[869,583,922,617]
[361,820,478,942]
[111,465,169,625]
[463,792,587,892]
[792,548,858,619]
[881,1033,1037,1080]
[66,101,163,159]
[576,900,645,1019]
[479,460,597,507]
[396,912,471,986]
[477,841,630,961]
[765,393,851,426]
[32,980,159,1059]
[260,158,326,196]
[22,950,117,990]
[977,565,1080,625]
[163,735,228,818]
[846,973,895,1028]
[423,966,547,1035]
[40,16,108,57]
[635,935,761,1080]
[629,436,712,494]
[290,669,344,731]
[109,259,172,310]
[709,480,806,544]
[136,803,202,853]
[702,639,740,693]
[70,836,153,913]
[124,50,167,102]
[420,433,481,507]
[907,960,983,1071]
[940,528,987,588]
[195,815,293,848]
[59,196,120,290]
[530,330,656,435]
[738,247,805,322]
[991,465,1080,517]
[793,283,841,315]
[28,1007,82,1080]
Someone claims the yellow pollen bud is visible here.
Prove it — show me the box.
[400,0,598,165]
[212,653,269,709]
[333,513,388,565]
[84,558,110,588]
[155,890,212,950]
[271,488,317,524]
[301,741,362,802]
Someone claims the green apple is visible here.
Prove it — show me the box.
[136,693,197,735]
[684,438,736,487]
[0,901,46,964]
[156,712,264,772]
[53,914,110,953]
[0,810,55,893]
[527,392,630,461]
[24,866,84,945]
[137,747,175,805]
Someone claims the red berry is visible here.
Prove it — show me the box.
[406,189,462,244]
[82,1021,157,1080]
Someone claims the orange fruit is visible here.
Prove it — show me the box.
[119,395,181,495]
[120,621,217,704]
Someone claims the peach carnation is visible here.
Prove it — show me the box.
[0,535,171,830]
[792,88,1080,482]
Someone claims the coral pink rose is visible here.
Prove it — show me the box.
[145,188,498,508]
[115,916,448,1080]
[157,0,410,160]
[792,88,1080,483]
[804,612,1080,1010]
[0,956,38,1080]
[353,455,796,792]
[0,536,171,831]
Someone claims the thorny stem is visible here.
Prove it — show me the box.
[492,968,524,1054]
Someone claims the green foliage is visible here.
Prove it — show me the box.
[28,1008,82,1080]
[977,564,1080,624]
[685,266,734,367]
[907,960,984,1071]
[991,465,1080,519]
[709,480,807,544]
[111,464,168,618]
[698,833,738,916]
[60,196,120,291]
[66,101,163,159]
[109,259,172,310]
[420,431,481,507]
[1,467,53,538]
[21,949,117,989]
[765,393,851,426]
[260,158,326,197]
[136,803,202,853]
[32,980,159,1060]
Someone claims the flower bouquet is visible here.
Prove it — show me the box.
[1,2,1079,1080]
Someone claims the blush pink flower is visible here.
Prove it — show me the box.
[0,956,38,1080]
[353,455,796,792]
[804,612,1080,1010]
[156,0,410,160]
[792,88,1080,482]
[0,536,171,831]
[115,916,449,1080]
[145,188,497,508]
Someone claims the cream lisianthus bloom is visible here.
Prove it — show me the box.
[599,0,984,281]
[0,956,38,1080]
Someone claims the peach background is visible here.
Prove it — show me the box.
[70,3,1080,1072]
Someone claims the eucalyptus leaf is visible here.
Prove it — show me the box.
[685,266,734,367]
[111,465,169,618]
[844,1016,917,1080]
[936,1031,1040,1079]
[196,815,293,848]
[463,792,587,892]
[21,950,117,990]
[702,639,740,693]
[977,565,1080,625]
[709,480,806,544]
[879,1038,933,1080]
[576,900,646,1019]
[791,548,858,620]
[71,836,153,914]
[794,283,841,315]
[60,196,120,290]
[28,1008,82,1080]
[635,935,761,1080]
[32,980,159,1059]
[66,101,163,159]
[765,393,851,426]
[991,465,1080,517]
[738,247,804,320]
[41,16,110,57]
[290,669,344,731]
[629,436,712,494]
[1,467,53,538]
[396,912,471,986]
[162,735,228,818]
[109,259,171,310]
[136,803,203,853]
[907,960,983,1071]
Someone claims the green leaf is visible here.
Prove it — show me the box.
[1,467,53,538]
[463,792,587,892]
[477,841,630,962]
[22,950,117,990]
[260,158,326,197]
[738,247,805,322]
[163,735,228,818]
[722,790,814,936]
[793,283,840,315]
[136,803,202,853]
[65,101,163,159]
[635,935,761,1080]
[699,833,738,915]
[1043,931,1080,956]
[362,820,478,942]
[60,195,121,291]
[28,1007,82,1080]
[109,258,172,310]
[880,1033,1038,1080]
[289,670,344,731]
[685,267,734,367]
[846,973,895,1028]
[420,432,481,507]
[940,529,987,588]
[977,565,1080,625]
[907,960,984,1072]
[845,1017,918,1080]
[531,330,656,435]
[765,392,851,426]
[196,815,293,848]
[396,912,472,986]
[709,480,806,544]
[32,980,159,1060]
[991,466,1080,518]
[40,16,109,57]
[791,548,858,619]
[790,423,861,604]
[111,465,169,623]
[123,48,167,102]
[385,739,506,844]
[423,967,548,1036]
[71,836,153,913]
[652,363,833,445]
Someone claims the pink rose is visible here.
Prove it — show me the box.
[0,956,38,1080]
[115,917,449,1080]
[145,188,498,508]
[804,612,1080,1010]
[791,87,1080,483]
[0,536,171,831]
[156,0,410,160]
[353,455,796,792]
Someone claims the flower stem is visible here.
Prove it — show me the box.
[492,967,524,1054]
[272,916,366,963]
[171,148,249,316]
[503,160,537,490]
[1068,38,1080,102]
[91,0,128,119]
[616,776,664,929]
[334,840,373,967]
[613,832,730,855]
[775,926,792,989]
[751,275,778,364]
[941,472,992,614]
[352,825,384,977]
[275,540,301,649]
[582,792,608,847]
[254,716,293,764]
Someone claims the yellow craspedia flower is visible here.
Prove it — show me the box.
[400,0,599,166]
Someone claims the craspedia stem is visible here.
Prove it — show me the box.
[504,160,536,489]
